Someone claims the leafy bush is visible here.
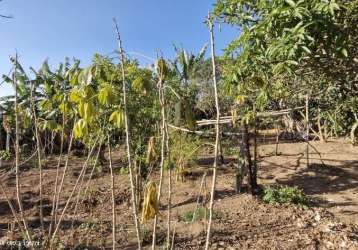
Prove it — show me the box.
[0,150,11,161]
[261,185,308,207]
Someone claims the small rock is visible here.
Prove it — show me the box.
[325,241,334,248]
[314,212,321,222]
[340,241,347,248]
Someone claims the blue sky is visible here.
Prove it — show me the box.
[0,0,238,96]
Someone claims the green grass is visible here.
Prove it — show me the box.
[182,207,223,222]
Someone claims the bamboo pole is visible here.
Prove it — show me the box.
[114,18,142,250]
[205,14,221,250]
[168,124,242,137]
[196,106,304,127]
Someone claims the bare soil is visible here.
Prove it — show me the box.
[0,139,357,249]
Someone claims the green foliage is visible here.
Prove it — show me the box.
[214,0,358,134]
[170,133,201,166]
[0,150,11,161]
[260,185,308,207]
[182,207,222,222]
[109,110,124,129]
[113,166,129,175]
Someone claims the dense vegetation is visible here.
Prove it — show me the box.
[0,0,357,249]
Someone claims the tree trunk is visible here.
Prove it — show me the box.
[6,131,10,152]
[252,109,258,190]
[243,124,257,195]
[235,134,246,194]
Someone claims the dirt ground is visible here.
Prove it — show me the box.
[0,138,357,249]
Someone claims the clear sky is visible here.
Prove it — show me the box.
[0,0,238,97]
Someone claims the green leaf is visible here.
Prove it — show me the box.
[98,85,115,105]
[78,66,93,85]
[285,0,296,8]
[73,119,88,139]
[341,48,348,58]
[109,110,124,128]
[69,90,82,103]
[301,46,311,54]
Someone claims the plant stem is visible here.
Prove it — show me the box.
[306,93,310,167]
[164,93,171,249]
[48,92,67,238]
[12,54,32,243]
[0,182,26,239]
[82,144,102,201]
[152,60,166,250]
[50,139,98,244]
[108,135,117,250]
[205,14,221,250]
[51,126,75,236]
[114,18,142,250]
[30,79,45,233]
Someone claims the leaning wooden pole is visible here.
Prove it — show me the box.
[114,18,142,249]
[12,54,32,242]
[205,14,221,250]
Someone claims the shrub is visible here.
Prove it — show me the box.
[182,207,222,222]
[261,185,308,207]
